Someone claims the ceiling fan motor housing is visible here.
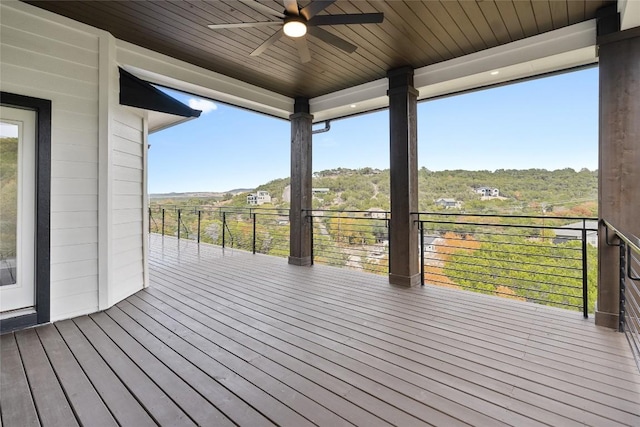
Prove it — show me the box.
[283,16,307,38]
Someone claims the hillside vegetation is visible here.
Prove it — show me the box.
[0,137,18,261]
[209,167,597,217]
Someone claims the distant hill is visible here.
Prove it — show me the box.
[151,167,598,217]
[150,188,253,199]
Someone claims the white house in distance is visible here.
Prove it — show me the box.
[247,191,271,205]
[475,187,500,197]
[435,198,462,209]
[553,220,599,247]
[365,207,387,219]
[312,187,330,194]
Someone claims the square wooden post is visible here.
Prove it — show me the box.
[596,13,640,328]
[387,66,420,286]
[288,97,313,266]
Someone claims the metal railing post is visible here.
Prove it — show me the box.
[581,224,588,318]
[620,241,627,332]
[252,213,256,254]
[148,208,151,233]
[222,212,226,248]
[177,209,181,240]
[197,210,201,243]
[309,212,314,265]
[162,208,165,236]
[386,212,390,273]
[420,220,425,286]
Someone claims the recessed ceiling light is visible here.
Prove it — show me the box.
[350,104,357,108]
[490,70,500,76]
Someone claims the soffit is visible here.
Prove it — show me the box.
[26,0,612,100]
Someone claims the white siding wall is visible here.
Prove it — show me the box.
[110,106,145,304]
[1,4,101,320]
[1,2,147,321]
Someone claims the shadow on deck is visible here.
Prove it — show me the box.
[1,234,639,426]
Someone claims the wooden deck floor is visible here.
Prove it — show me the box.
[2,235,639,426]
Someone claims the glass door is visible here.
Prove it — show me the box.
[0,106,36,316]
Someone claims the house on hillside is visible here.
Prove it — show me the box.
[421,235,443,253]
[435,198,462,209]
[247,191,271,205]
[553,220,599,246]
[312,187,330,194]
[475,187,500,197]
[365,207,387,219]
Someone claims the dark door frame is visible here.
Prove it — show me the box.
[0,92,51,333]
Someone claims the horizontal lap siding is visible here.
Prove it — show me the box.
[1,3,100,320]
[111,105,144,304]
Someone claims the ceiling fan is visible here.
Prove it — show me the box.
[207,0,384,63]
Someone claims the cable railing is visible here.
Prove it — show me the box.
[602,220,640,371]
[148,206,290,257]
[306,209,390,274]
[149,205,598,316]
[414,212,598,317]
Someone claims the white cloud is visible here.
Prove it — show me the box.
[188,98,218,114]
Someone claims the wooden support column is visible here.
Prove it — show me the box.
[387,66,420,286]
[288,97,313,266]
[596,17,640,328]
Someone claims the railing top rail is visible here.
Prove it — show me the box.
[151,205,287,213]
[602,219,640,256]
[412,211,598,222]
[304,209,389,214]
[416,218,598,232]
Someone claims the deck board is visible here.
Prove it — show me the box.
[147,260,639,425]
[15,328,79,427]
[88,311,235,427]
[149,251,637,425]
[0,334,40,427]
[54,319,158,427]
[72,315,196,426]
[35,324,118,427]
[105,303,276,427]
[1,235,639,426]
[123,294,412,427]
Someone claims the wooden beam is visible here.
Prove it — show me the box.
[288,97,313,266]
[596,30,640,329]
[387,67,420,287]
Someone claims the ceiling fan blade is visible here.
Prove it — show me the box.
[250,28,284,57]
[283,0,299,16]
[238,0,285,19]
[307,26,357,53]
[208,22,281,29]
[308,13,384,26]
[299,0,336,20]
[295,37,311,63]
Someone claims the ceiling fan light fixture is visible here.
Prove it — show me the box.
[283,17,307,38]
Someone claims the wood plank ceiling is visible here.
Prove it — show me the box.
[27,1,612,99]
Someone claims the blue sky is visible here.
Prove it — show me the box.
[149,67,598,193]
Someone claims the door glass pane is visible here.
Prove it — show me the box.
[0,121,18,286]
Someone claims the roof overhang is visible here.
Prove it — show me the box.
[119,67,202,133]
[311,19,598,122]
[118,19,598,124]
[116,19,598,123]
[116,39,293,120]
[146,111,198,135]
[619,0,640,30]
